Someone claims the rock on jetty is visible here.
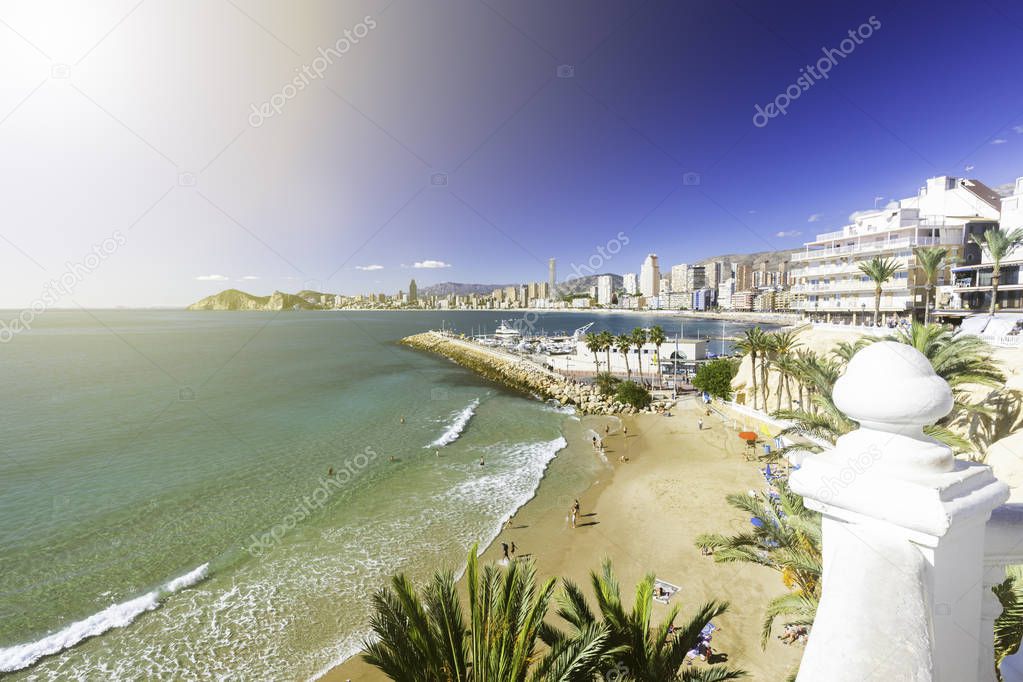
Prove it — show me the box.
[401,331,670,416]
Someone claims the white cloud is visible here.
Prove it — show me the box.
[240,275,260,280]
[964,165,975,172]
[807,213,822,223]
[196,274,229,281]
[992,138,1008,145]
[413,260,452,269]
[775,230,801,238]
[356,264,384,271]
[1014,125,1023,134]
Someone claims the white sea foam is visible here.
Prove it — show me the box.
[427,398,480,448]
[0,563,210,673]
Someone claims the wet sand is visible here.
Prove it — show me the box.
[321,398,803,681]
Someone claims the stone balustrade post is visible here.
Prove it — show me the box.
[789,342,1010,682]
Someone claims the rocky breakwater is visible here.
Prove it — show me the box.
[400,332,671,416]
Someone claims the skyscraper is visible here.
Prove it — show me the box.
[408,279,418,304]
[623,273,638,295]
[596,275,613,305]
[548,258,556,295]
[639,254,660,298]
[670,264,689,292]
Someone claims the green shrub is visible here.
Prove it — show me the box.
[692,358,738,401]
[615,380,652,409]
[593,372,622,397]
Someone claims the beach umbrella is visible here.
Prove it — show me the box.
[738,431,757,442]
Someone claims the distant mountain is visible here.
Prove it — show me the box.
[418,282,516,297]
[187,289,325,311]
[555,273,623,296]
[696,248,797,269]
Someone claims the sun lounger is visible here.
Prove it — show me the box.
[653,578,680,604]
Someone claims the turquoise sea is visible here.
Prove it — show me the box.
[0,310,764,680]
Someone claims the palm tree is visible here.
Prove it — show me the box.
[995,566,1023,681]
[585,332,602,373]
[912,246,949,325]
[598,330,615,372]
[768,330,802,412]
[363,544,608,681]
[695,481,821,648]
[774,322,1004,456]
[857,256,901,326]
[648,325,667,389]
[733,327,769,410]
[971,227,1023,315]
[547,560,746,681]
[615,333,633,379]
[631,327,648,386]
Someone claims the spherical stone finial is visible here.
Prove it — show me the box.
[833,341,953,431]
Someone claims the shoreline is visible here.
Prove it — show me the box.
[320,401,803,681]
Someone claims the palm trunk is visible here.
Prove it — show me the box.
[635,349,643,385]
[924,286,931,326]
[874,285,882,326]
[749,352,758,409]
[991,267,1001,315]
[775,370,784,412]
[604,348,611,371]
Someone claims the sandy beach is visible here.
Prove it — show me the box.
[321,398,803,681]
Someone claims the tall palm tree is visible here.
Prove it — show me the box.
[695,481,821,648]
[362,544,608,681]
[733,327,769,410]
[648,325,667,389]
[598,330,615,371]
[912,246,949,325]
[584,332,602,372]
[547,560,747,681]
[631,327,648,386]
[971,227,1023,315]
[768,330,802,411]
[615,333,633,379]
[857,256,901,326]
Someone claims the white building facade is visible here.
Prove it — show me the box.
[790,176,1001,323]
[596,274,614,306]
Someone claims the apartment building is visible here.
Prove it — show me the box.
[946,176,1023,313]
[789,176,1000,323]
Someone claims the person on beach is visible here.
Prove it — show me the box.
[623,425,628,436]
[501,542,509,562]
[570,507,577,528]
[604,424,610,435]
[698,418,704,430]
[510,541,517,558]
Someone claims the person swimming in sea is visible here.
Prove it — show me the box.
[327,467,334,476]
[400,415,406,424]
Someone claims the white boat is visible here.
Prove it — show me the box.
[493,321,521,343]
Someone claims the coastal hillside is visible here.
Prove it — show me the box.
[697,247,797,269]
[187,289,324,311]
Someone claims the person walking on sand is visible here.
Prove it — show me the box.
[698,418,704,431]
[510,541,517,558]
[604,424,610,435]
[570,506,577,528]
[501,542,509,562]
[623,425,628,436]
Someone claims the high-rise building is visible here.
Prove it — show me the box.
[596,275,613,306]
[687,265,706,291]
[408,279,418,304]
[706,261,723,289]
[670,264,689,292]
[659,276,671,295]
[548,258,556,294]
[735,263,753,292]
[623,272,638,295]
[639,254,660,298]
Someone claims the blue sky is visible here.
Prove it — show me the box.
[2,0,1023,306]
